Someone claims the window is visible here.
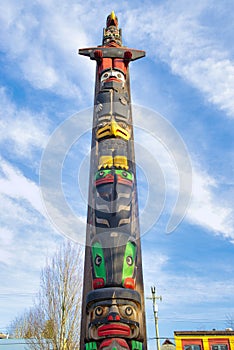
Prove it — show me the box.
[211,345,228,350]
[184,345,201,350]
[182,338,203,350]
[209,338,230,350]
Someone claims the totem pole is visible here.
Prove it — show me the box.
[79,12,147,350]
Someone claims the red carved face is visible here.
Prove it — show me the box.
[87,298,140,340]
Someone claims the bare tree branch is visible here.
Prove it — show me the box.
[226,313,234,330]
[9,240,84,350]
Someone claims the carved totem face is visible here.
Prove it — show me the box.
[96,119,131,141]
[95,74,131,143]
[86,289,141,340]
[103,27,122,47]
[91,232,137,290]
[101,69,125,85]
[95,169,133,199]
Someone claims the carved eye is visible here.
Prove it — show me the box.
[125,306,133,316]
[99,171,104,177]
[126,256,133,266]
[101,71,111,83]
[98,122,108,128]
[95,306,104,316]
[114,71,125,82]
[95,255,102,266]
[119,122,127,129]
[122,171,127,177]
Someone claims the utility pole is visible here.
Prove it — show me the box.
[148,286,162,350]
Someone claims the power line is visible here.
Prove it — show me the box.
[147,316,230,322]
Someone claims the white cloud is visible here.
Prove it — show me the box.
[21,52,58,89]
[0,177,82,329]
[1,1,233,114]
[174,57,234,118]
[0,227,14,246]
[123,0,234,118]
[0,159,66,325]
[142,244,234,338]
[187,166,233,237]
[0,1,96,100]
[133,118,233,237]
[0,182,64,271]
[0,87,49,159]
[0,227,14,265]
[0,158,45,216]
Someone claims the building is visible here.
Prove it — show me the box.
[161,339,176,350]
[174,330,234,350]
[0,339,29,350]
[0,333,8,339]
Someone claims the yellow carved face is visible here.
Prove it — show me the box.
[96,119,130,141]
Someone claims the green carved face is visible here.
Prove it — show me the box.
[95,169,133,181]
[115,170,133,182]
[91,242,106,283]
[95,169,112,180]
[122,241,137,284]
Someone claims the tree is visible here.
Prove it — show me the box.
[10,240,84,350]
[226,313,234,330]
[9,308,38,339]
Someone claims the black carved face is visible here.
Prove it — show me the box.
[94,169,133,229]
[95,169,133,199]
[95,86,131,143]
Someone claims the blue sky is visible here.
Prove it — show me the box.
[0,0,234,347]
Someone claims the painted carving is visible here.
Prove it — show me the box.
[79,11,146,350]
[86,288,141,340]
[94,169,134,230]
[85,339,144,350]
[90,232,137,289]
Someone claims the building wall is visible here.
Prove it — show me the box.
[174,331,234,350]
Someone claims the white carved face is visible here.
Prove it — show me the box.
[100,70,125,84]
